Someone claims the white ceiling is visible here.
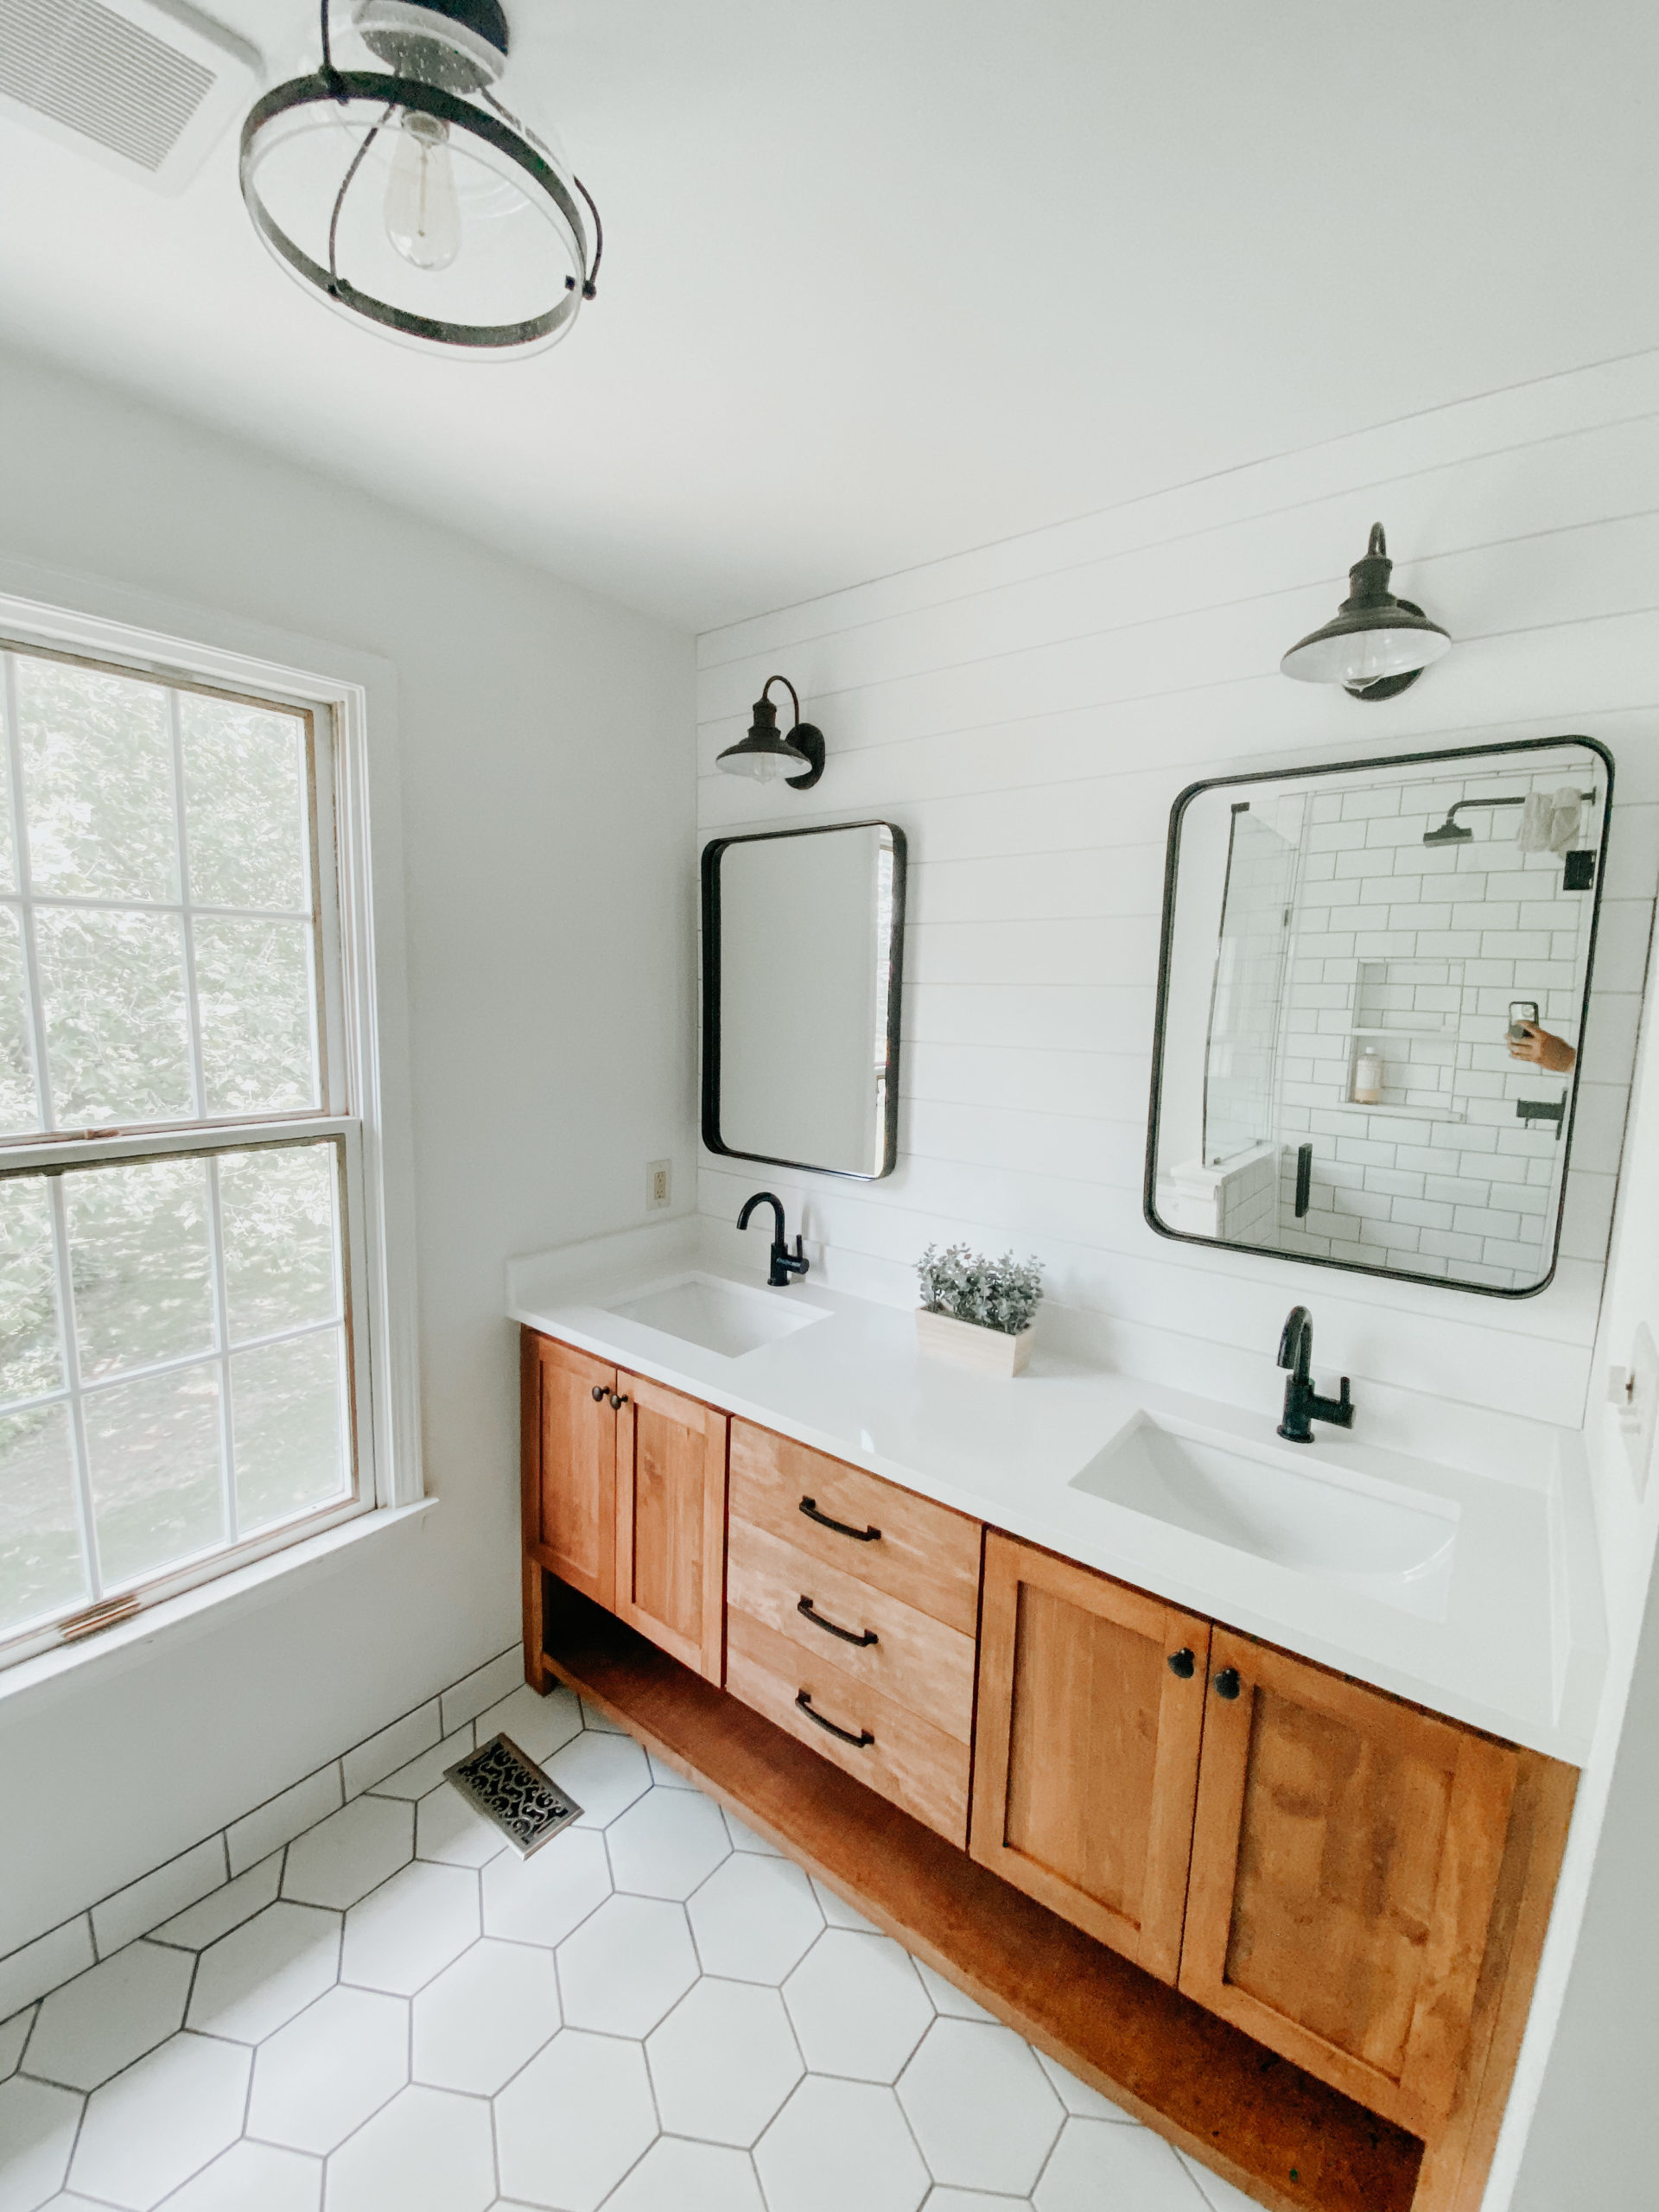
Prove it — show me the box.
[1,1,1656,631]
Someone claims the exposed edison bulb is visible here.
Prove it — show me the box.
[385,111,461,271]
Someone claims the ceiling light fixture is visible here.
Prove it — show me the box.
[239,0,601,357]
[1280,524,1451,701]
[716,677,826,789]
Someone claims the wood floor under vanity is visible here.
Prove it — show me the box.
[521,1326,1578,2212]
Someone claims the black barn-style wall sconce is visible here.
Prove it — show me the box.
[1281,524,1452,701]
[715,676,826,789]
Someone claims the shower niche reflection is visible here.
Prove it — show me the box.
[1147,738,1612,1295]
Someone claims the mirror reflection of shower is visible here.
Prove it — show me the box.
[1152,741,1609,1295]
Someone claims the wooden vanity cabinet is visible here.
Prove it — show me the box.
[969,1531,1213,1985]
[521,1331,728,1688]
[613,1375,728,1681]
[1179,1625,1520,2139]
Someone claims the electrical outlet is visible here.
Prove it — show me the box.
[645,1159,672,1211]
[1608,1320,1659,1499]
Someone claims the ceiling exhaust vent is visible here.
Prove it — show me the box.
[0,0,258,192]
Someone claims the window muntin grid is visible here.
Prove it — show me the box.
[0,644,364,1665]
[0,647,323,1141]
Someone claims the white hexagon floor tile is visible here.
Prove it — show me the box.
[722,1809,784,1856]
[809,1877,880,1934]
[0,2004,35,2082]
[606,1786,731,1899]
[604,2137,766,2212]
[152,1855,283,1951]
[474,1683,584,1764]
[415,1783,510,1870]
[494,2030,658,2211]
[755,2075,930,2212]
[1033,2045,1135,2121]
[1033,2115,1205,2210]
[686,1852,823,1983]
[340,1860,479,1996]
[481,1827,611,1948]
[556,1895,698,2036]
[245,1985,408,2153]
[645,1977,802,2145]
[542,1731,652,1827]
[70,2031,251,2209]
[912,1960,996,2023]
[24,1942,193,2090]
[160,2139,321,2212]
[363,1727,474,1802]
[411,1937,560,2094]
[0,2074,82,2210]
[324,2084,495,2212]
[783,1930,933,2082]
[187,1905,341,2044]
[281,1796,413,1910]
[925,2194,1034,2210]
[898,2018,1064,2196]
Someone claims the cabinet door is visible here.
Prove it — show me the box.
[1179,1628,1518,2136]
[614,1372,728,1683]
[524,1333,616,1611]
[969,1533,1211,1986]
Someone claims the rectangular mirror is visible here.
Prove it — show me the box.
[1147,737,1611,1295]
[702,821,906,1180]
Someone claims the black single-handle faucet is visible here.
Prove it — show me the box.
[736,1192,810,1287]
[1276,1305,1355,1444]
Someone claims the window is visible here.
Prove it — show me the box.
[1,639,384,1667]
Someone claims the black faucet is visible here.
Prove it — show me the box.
[1276,1306,1355,1444]
[736,1192,810,1288]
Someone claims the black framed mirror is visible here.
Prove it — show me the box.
[702,821,906,1180]
[1146,736,1613,1296]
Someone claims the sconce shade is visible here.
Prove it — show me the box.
[1281,524,1451,701]
[716,677,826,788]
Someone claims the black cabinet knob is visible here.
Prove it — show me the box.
[609,1392,629,1410]
[1166,1648,1196,1679]
[1213,1667,1242,1700]
[591,1385,607,1402]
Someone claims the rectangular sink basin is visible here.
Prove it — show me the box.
[1069,1414,1459,1620]
[606,1273,830,1361]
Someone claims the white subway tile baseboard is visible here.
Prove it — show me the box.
[0,1646,518,2029]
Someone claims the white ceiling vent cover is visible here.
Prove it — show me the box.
[0,0,258,192]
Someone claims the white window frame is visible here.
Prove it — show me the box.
[0,586,422,1678]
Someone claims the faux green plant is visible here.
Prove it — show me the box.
[916,1244,1045,1337]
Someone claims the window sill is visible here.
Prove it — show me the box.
[0,1497,439,1719]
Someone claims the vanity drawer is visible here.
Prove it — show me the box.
[729,1421,982,1636]
[728,1518,976,1744]
[726,1607,970,1847]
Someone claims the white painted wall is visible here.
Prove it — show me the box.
[0,345,696,1956]
[696,350,1659,2207]
[696,353,1659,1480]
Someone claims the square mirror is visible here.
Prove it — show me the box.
[1147,737,1611,1295]
[702,821,906,1180]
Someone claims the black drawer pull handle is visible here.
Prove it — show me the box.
[795,1688,874,1746]
[609,1393,629,1410]
[1213,1667,1242,1700]
[591,1385,607,1402]
[1166,1648,1195,1679]
[799,1496,880,1542]
[798,1595,878,1648]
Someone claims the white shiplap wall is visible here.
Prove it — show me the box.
[695,353,1659,1462]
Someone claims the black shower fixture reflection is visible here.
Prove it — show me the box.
[1422,792,1595,846]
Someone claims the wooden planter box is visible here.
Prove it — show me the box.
[916,1307,1033,1375]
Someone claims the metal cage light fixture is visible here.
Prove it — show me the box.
[239,0,601,358]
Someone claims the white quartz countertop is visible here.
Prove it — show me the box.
[507,1224,1605,1764]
